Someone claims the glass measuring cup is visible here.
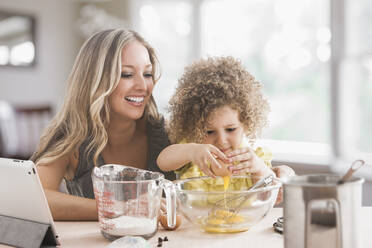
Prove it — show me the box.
[92,164,176,240]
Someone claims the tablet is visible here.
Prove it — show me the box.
[0,157,60,246]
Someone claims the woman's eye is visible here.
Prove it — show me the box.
[226,128,236,132]
[206,130,214,135]
[121,73,132,78]
[144,73,153,78]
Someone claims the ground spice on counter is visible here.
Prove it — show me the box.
[157,236,169,247]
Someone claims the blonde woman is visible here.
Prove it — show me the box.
[31,29,174,220]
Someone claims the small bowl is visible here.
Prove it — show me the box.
[174,175,281,233]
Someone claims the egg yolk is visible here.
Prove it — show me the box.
[223,176,230,191]
[203,209,246,233]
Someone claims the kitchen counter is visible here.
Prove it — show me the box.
[1,207,371,247]
[56,209,283,248]
[40,207,372,247]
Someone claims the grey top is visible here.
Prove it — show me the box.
[64,118,175,199]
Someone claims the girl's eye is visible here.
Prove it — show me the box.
[206,130,214,135]
[226,128,236,132]
[144,73,153,78]
[121,73,132,78]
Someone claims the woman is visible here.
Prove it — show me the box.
[31,29,174,220]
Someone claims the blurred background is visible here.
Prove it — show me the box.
[0,0,371,204]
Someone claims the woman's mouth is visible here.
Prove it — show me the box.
[124,96,145,106]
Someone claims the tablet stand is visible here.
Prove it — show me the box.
[0,214,58,248]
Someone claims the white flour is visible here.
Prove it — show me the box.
[104,216,157,236]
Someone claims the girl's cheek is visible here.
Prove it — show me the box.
[201,137,212,145]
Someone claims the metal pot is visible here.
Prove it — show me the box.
[283,174,364,248]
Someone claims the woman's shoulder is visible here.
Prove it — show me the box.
[146,115,169,140]
[147,114,166,129]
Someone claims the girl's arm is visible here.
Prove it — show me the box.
[37,153,98,221]
[157,143,230,178]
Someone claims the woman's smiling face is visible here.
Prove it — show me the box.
[108,41,154,121]
[203,106,245,153]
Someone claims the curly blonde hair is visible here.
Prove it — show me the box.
[168,56,269,144]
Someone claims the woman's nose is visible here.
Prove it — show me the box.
[134,75,147,90]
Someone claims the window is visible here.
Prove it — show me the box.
[199,0,330,164]
[0,11,36,67]
[131,0,193,114]
[132,0,372,167]
[338,0,372,162]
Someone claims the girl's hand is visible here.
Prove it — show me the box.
[226,147,274,177]
[187,143,231,178]
[272,165,295,205]
[272,165,295,179]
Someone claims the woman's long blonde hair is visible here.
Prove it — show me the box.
[31,29,161,165]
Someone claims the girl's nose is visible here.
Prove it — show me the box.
[216,133,227,147]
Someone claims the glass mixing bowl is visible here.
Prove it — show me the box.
[174,175,281,233]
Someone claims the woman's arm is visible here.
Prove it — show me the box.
[43,190,97,220]
[157,143,230,177]
[37,153,98,221]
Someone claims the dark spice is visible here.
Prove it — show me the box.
[157,236,168,247]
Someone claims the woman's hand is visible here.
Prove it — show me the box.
[226,147,274,177]
[186,143,231,178]
[272,165,295,205]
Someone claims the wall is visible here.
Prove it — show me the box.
[0,0,80,110]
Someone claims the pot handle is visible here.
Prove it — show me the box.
[160,179,177,228]
[305,198,341,248]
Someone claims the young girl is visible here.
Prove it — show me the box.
[157,56,294,193]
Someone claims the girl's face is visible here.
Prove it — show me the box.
[203,106,245,153]
[108,41,154,121]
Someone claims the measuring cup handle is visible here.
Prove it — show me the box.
[160,179,177,228]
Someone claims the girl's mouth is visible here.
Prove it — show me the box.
[221,147,232,153]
